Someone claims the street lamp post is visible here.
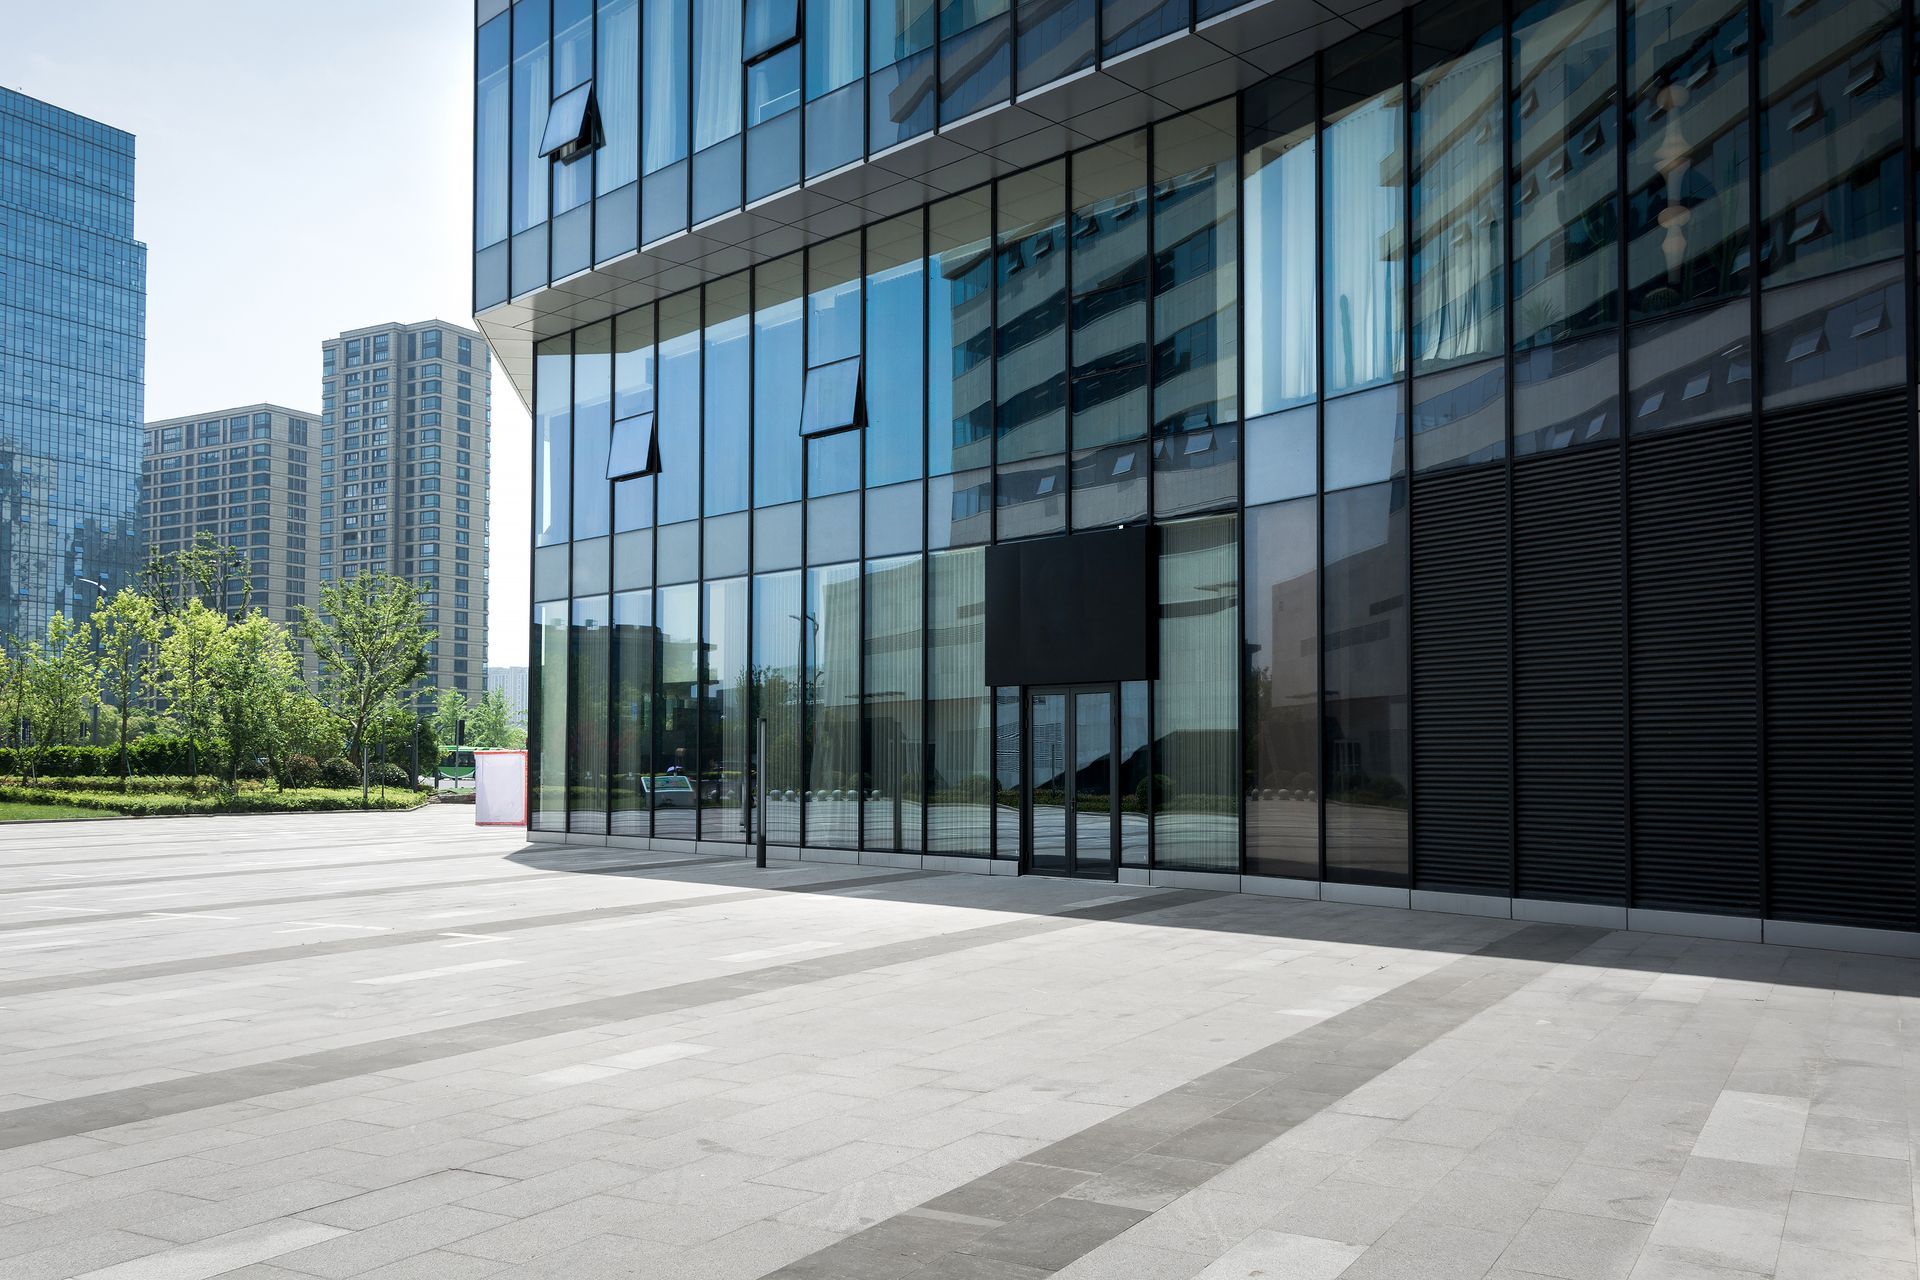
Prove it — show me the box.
[75,576,107,747]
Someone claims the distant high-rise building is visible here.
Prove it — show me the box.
[140,406,318,630]
[319,321,490,704]
[0,88,146,640]
[485,664,527,728]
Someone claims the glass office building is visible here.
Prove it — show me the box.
[0,88,147,639]
[475,0,1920,953]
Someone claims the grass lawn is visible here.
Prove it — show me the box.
[0,777,433,818]
[0,800,106,821]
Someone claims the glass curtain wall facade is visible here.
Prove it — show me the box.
[501,0,1920,941]
[0,88,146,640]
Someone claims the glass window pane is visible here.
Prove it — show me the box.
[805,562,861,848]
[597,0,639,194]
[807,0,864,97]
[572,321,613,538]
[1324,382,1405,491]
[753,572,804,845]
[569,595,610,832]
[1758,0,1902,285]
[1103,0,1186,59]
[1413,0,1504,370]
[704,275,751,514]
[1514,333,1619,454]
[1072,133,1150,450]
[1072,439,1148,528]
[1412,358,1506,471]
[800,357,864,436]
[644,0,690,173]
[535,335,571,546]
[1629,301,1752,432]
[511,0,550,234]
[746,0,803,60]
[997,162,1068,464]
[806,238,863,496]
[1243,76,1317,416]
[995,453,1068,538]
[755,256,806,505]
[656,293,702,524]
[928,547,990,853]
[608,414,658,479]
[611,590,654,835]
[541,82,591,159]
[1154,515,1240,873]
[1018,0,1094,91]
[939,11,1011,122]
[867,212,926,486]
[695,0,744,149]
[873,0,936,63]
[865,555,925,850]
[1246,497,1319,880]
[1153,104,1238,436]
[929,189,994,476]
[1760,259,1904,410]
[554,0,593,88]
[1323,481,1408,885]
[701,578,751,841]
[531,601,569,829]
[1627,0,1750,315]
[476,13,511,248]
[871,48,936,147]
[614,306,655,420]
[749,45,803,124]
[1324,27,1405,396]
[654,583,700,839]
[1513,0,1620,349]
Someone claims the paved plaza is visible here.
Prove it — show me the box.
[0,809,1916,1279]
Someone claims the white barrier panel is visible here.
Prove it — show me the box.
[474,750,528,826]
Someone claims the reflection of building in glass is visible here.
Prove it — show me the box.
[483,0,1920,952]
[0,89,146,640]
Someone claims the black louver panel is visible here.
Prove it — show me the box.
[1629,420,1761,915]
[1763,391,1917,932]
[1412,465,1512,894]
[1513,445,1627,905]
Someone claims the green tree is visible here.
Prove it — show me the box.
[26,613,100,770]
[365,698,439,786]
[207,612,303,786]
[156,598,228,785]
[89,588,159,783]
[298,573,434,801]
[432,687,470,754]
[0,644,29,776]
[467,687,525,749]
[142,531,253,617]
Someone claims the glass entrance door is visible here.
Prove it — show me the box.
[1024,686,1119,879]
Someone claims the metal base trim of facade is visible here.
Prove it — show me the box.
[1118,868,1151,885]
[1512,898,1629,930]
[1322,883,1413,910]
[1761,918,1920,959]
[1627,908,1762,944]
[1411,889,1512,920]
[1146,869,1241,892]
[1242,875,1322,900]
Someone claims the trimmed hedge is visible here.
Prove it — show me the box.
[0,736,198,778]
[0,782,431,817]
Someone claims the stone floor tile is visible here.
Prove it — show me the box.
[1782,1190,1918,1263]
[1190,1229,1364,1280]
[1496,1209,1652,1280]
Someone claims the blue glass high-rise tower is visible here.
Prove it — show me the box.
[0,87,147,641]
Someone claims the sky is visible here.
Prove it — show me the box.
[2,0,533,665]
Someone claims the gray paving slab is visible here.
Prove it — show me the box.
[1,808,1917,1280]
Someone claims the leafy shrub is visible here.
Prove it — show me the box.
[0,782,429,816]
[372,763,410,789]
[236,756,270,781]
[318,757,360,788]
[279,754,321,788]
[128,736,194,776]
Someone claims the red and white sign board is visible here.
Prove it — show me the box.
[474,750,528,827]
